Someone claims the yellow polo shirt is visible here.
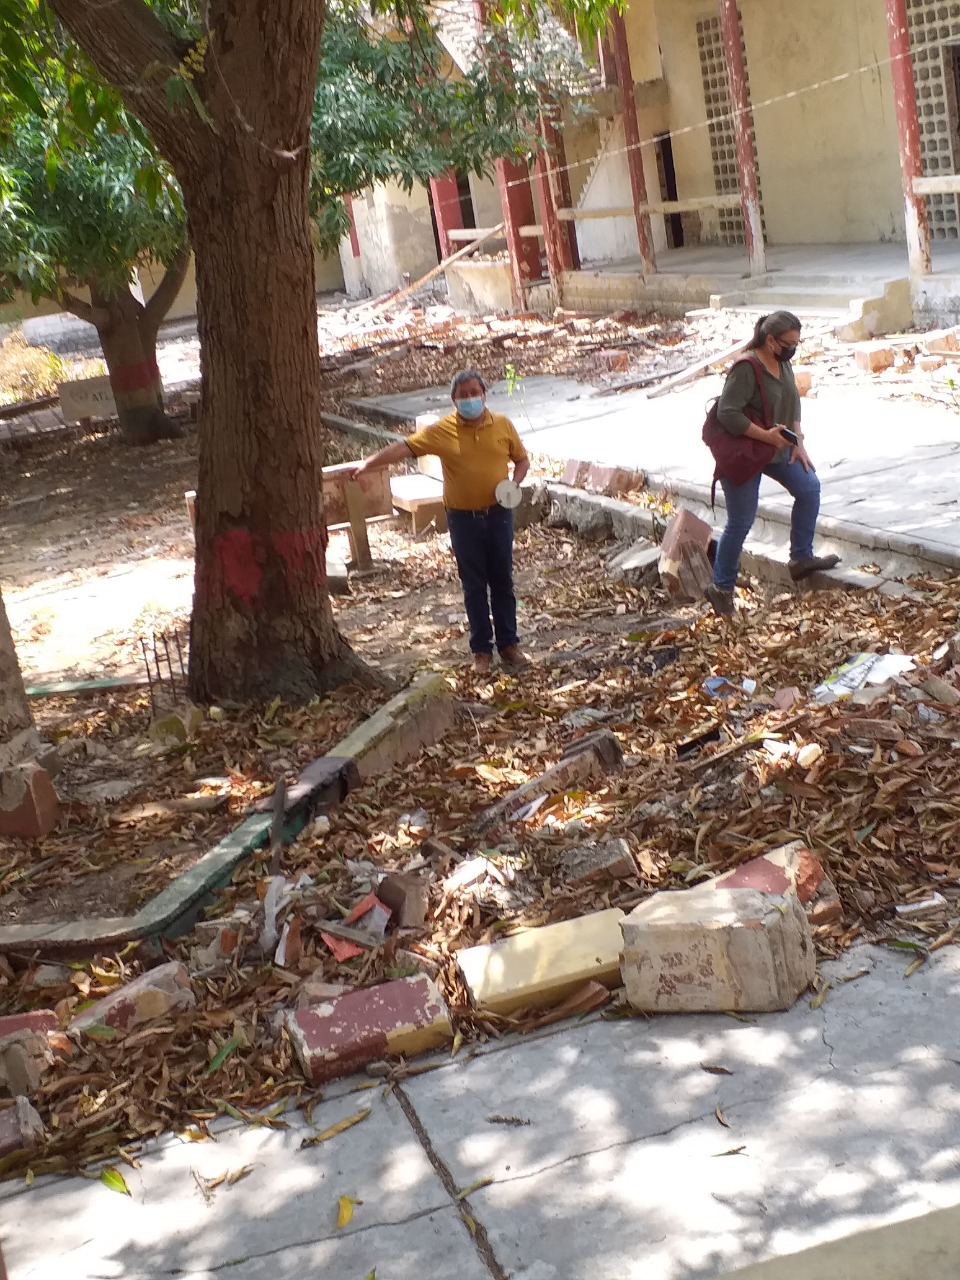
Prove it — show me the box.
[406,410,528,511]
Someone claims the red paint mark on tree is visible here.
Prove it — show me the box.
[214,528,262,608]
[272,528,328,584]
[110,360,161,392]
[212,527,328,608]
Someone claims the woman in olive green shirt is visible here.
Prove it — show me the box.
[705,310,840,617]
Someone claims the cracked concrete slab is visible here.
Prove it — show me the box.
[6,944,960,1280]
[3,1090,448,1280]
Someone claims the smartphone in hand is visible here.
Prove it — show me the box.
[780,428,799,446]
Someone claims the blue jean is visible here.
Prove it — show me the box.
[712,457,821,591]
[447,506,518,654]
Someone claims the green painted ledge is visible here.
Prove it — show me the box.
[0,672,453,956]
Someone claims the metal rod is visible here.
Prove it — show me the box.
[140,638,157,718]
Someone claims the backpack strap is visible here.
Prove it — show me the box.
[740,355,774,429]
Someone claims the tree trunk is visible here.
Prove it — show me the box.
[91,285,179,445]
[0,587,39,770]
[183,145,369,704]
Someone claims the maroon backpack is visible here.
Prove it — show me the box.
[702,355,776,501]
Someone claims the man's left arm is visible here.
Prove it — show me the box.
[506,420,530,484]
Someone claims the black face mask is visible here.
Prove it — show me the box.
[777,342,798,363]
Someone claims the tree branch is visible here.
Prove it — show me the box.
[47,0,197,165]
[142,246,191,334]
[49,285,111,330]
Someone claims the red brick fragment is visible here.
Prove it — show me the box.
[288,974,452,1084]
[69,961,195,1035]
[0,764,59,839]
[0,1011,57,1039]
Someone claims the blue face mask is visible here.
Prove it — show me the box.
[456,396,485,421]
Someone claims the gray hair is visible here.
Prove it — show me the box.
[746,310,802,351]
[450,369,487,399]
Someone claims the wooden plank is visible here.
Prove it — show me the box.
[322,460,392,525]
[344,479,373,571]
[646,337,750,399]
[914,175,960,196]
[637,196,742,214]
[362,222,505,317]
[556,207,635,222]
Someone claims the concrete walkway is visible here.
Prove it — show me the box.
[353,374,960,577]
[7,942,960,1280]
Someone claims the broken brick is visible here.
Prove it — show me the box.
[924,328,960,355]
[855,344,894,374]
[917,355,945,372]
[595,348,630,373]
[0,1097,45,1158]
[659,508,712,564]
[584,465,643,498]
[793,370,813,397]
[711,841,842,928]
[69,961,196,1035]
[842,718,905,742]
[0,763,59,840]
[561,459,590,488]
[377,873,430,928]
[287,974,452,1083]
[0,1011,57,1039]
[0,1040,43,1098]
[560,837,635,886]
[560,727,625,772]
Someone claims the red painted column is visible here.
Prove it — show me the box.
[885,0,932,275]
[343,194,361,258]
[609,10,656,276]
[542,113,580,270]
[497,157,542,309]
[429,170,464,260]
[717,0,765,276]
[532,147,566,289]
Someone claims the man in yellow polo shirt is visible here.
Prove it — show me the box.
[349,369,529,674]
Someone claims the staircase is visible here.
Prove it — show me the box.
[709,272,913,340]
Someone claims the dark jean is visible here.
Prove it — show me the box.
[712,457,821,591]
[447,505,518,654]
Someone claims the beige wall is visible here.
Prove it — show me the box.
[647,0,903,246]
[741,0,902,244]
[350,180,439,295]
[2,244,345,328]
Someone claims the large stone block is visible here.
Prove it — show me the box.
[457,908,625,1014]
[855,344,894,374]
[620,887,815,1014]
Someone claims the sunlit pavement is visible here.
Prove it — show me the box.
[5,942,960,1280]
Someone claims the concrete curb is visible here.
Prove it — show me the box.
[0,673,455,957]
[543,483,921,600]
[643,469,960,580]
[320,411,405,449]
[25,674,152,699]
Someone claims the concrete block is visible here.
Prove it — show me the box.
[477,731,622,832]
[0,1040,43,1097]
[560,837,635,886]
[69,961,196,1035]
[855,344,894,374]
[334,673,455,781]
[609,540,660,586]
[377,872,430,927]
[0,763,59,839]
[287,974,452,1083]
[456,908,626,1014]
[621,887,815,1014]
[560,728,624,772]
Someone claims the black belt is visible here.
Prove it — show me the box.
[447,505,500,517]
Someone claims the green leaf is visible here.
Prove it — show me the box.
[100,1167,130,1195]
[44,145,57,191]
[83,1023,118,1041]
[5,66,44,116]
[207,1035,241,1075]
[883,939,927,954]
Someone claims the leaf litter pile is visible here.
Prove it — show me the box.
[4,525,960,1182]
